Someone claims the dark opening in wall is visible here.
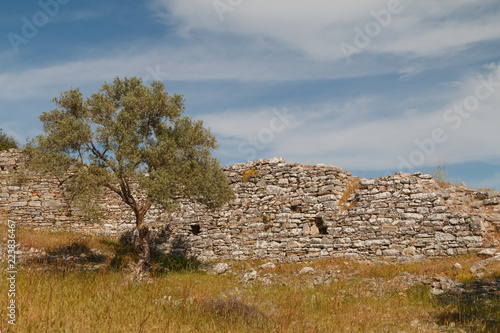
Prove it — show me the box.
[290,205,302,213]
[315,217,328,235]
[190,225,201,235]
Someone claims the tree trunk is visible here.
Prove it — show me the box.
[132,211,151,280]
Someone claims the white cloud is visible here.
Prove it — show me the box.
[152,0,500,61]
[379,17,500,56]
[204,96,379,139]
[398,65,423,80]
[207,63,500,170]
[60,10,105,22]
[440,81,463,88]
[484,62,498,70]
[0,37,400,101]
[0,58,134,100]
[2,1,499,101]
[203,107,302,139]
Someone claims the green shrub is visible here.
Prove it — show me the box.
[0,128,18,150]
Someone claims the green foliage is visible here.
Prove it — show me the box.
[0,128,18,150]
[151,250,201,273]
[24,77,234,222]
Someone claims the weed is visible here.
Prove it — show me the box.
[338,179,360,211]
[242,169,258,183]
[429,164,448,184]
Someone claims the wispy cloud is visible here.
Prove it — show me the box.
[398,65,423,80]
[208,64,500,170]
[2,0,499,101]
[152,0,500,61]
[484,62,498,70]
[58,10,106,22]
[5,56,497,172]
[0,40,403,101]
[440,81,463,87]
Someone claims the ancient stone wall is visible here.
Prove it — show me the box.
[1,149,499,262]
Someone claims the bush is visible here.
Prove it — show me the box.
[0,128,18,150]
[151,249,201,273]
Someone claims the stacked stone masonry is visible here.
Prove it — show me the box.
[1,149,499,262]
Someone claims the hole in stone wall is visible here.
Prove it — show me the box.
[315,217,328,235]
[190,225,201,235]
[290,205,302,213]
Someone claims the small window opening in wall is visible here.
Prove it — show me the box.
[315,217,328,235]
[290,205,301,213]
[190,225,201,235]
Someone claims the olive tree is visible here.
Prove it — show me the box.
[25,77,234,277]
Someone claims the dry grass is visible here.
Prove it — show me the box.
[1,225,499,332]
[426,163,451,188]
[0,265,436,333]
[0,221,114,255]
[0,259,497,333]
[242,168,258,183]
[338,179,360,211]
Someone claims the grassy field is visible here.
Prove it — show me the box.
[1,224,499,332]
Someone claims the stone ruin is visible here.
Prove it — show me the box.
[1,149,499,262]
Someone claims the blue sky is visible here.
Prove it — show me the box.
[1,0,500,189]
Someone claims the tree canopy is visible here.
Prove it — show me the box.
[0,128,19,151]
[25,77,234,276]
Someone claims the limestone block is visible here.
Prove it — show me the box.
[435,232,455,242]
[9,201,27,207]
[266,185,285,195]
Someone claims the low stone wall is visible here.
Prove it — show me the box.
[1,149,499,262]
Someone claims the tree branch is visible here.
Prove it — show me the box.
[140,199,151,216]
[56,174,76,187]
[103,183,123,199]
[119,177,138,210]
[85,141,117,173]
